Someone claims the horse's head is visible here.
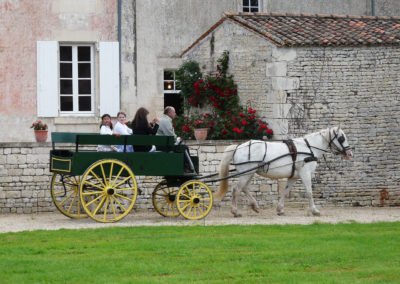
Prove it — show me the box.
[328,127,353,160]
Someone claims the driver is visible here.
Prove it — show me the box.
[156,106,193,173]
[156,106,178,142]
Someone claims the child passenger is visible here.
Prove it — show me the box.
[97,114,117,152]
[114,111,134,152]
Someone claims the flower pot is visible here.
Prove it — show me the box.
[34,130,48,142]
[194,128,208,142]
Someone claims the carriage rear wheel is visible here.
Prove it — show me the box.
[80,159,137,223]
[51,173,88,219]
[176,181,213,220]
[152,180,180,217]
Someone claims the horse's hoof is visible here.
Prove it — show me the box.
[277,212,285,216]
[312,211,321,216]
[250,204,260,213]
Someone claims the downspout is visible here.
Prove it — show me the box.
[371,0,375,16]
[133,0,137,98]
[118,0,122,102]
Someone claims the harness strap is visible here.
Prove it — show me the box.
[248,140,252,160]
[263,142,267,161]
[304,138,314,157]
[283,139,297,178]
[232,144,239,158]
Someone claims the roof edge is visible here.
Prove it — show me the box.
[224,11,400,20]
[180,17,228,58]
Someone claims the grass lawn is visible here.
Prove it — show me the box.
[0,222,399,283]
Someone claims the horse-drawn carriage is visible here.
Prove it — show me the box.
[50,133,213,223]
[49,127,352,222]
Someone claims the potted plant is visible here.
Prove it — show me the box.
[30,120,48,142]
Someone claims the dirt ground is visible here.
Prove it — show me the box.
[1,206,399,233]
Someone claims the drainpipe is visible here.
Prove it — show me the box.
[371,0,375,16]
[118,0,122,102]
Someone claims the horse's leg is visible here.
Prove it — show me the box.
[277,179,296,216]
[240,174,259,213]
[231,174,254,217]
[231,179,241,218]
[300,171,320,216]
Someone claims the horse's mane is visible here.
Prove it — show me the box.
[303,127,336,140]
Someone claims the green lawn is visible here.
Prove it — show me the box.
[0,222,399,283]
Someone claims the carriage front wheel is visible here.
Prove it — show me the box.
[152,180,180,217]
[79,159,138,223]
[176,181,213,220]
[51,173,88,219]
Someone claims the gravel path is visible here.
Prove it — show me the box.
[1,207,399,233]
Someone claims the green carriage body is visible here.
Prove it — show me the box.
[50,132,198,177]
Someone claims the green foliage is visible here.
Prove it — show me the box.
[175,61,203,109]
[1,223,400,282]
[174,51,273,140]
[30,120,48,130]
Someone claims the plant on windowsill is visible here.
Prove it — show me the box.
[30,120,48,142]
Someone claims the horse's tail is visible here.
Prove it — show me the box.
[215,144,237,201]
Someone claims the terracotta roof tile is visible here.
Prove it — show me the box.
[225,12,400,47]
[181,12,400,57]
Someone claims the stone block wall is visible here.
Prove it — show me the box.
[0,143,52,213]
[0,138,395,215]
[0,141,281,214]
[285,45,400,207]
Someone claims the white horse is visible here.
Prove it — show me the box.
[215,127,353,217]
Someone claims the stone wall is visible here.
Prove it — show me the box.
[286,45,400,207]
[0,139,394,214]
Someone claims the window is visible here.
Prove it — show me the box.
[37,41,119,117]
[243,0,260,12]
[59,44,94,113]
[163,70,183,115]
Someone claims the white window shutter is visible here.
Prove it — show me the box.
[99,42,120,117]
[37,41,58,117]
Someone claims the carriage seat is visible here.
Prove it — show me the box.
[51,132,176,153]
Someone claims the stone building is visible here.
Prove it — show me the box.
[1,1,400,213]
[0,0,119,142]
[182,12,400,205]
[1,0,399,142]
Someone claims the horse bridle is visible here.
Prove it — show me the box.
[327,128,350,155]
[305,128,350,156]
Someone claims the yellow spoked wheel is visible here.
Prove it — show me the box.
[176,181,213,220]
[51,173,88,219]
[80,159,137,223]
[152,180,180,217]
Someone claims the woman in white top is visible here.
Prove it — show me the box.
[97,114,117,152]
[114,111,134,152]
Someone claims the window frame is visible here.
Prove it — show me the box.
[243,0,261,12]
[59,43,95,116]
[163,69,183,115]
[163,69,180,94]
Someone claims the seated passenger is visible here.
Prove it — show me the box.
[156,106,177,141]
[114,111,134,152]
[97,114,117,152]
[156,106,196,174]
[131,107,159,152]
